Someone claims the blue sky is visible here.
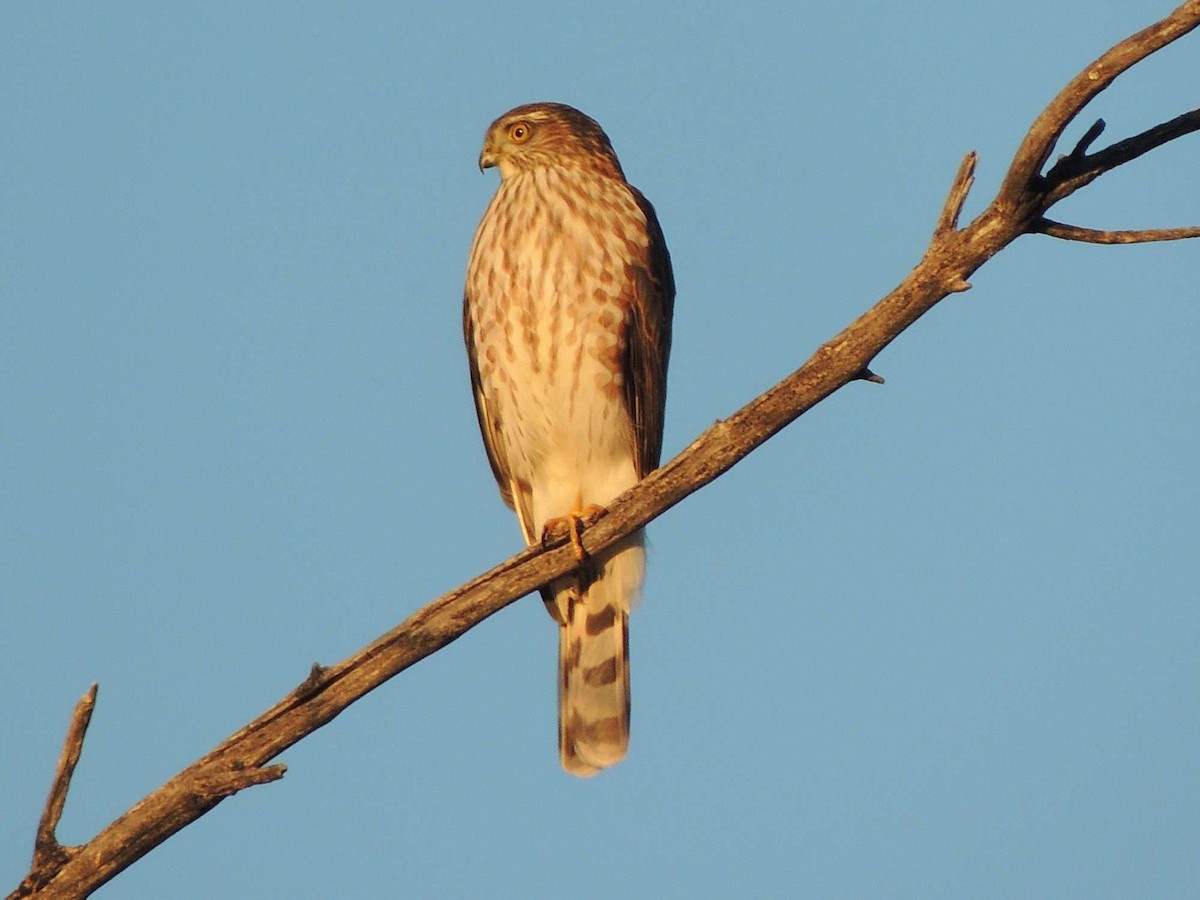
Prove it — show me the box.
[2,3,1197,898]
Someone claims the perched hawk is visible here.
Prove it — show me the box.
[463,102,674,776]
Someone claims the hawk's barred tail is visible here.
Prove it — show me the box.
[557,537,641,777]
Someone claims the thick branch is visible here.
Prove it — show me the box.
[11,4,1200,898]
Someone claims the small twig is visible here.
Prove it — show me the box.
[295,663,332,700]
[1035,218,1200,243]
[35,686,96,857]
[934,151,977,237]
[13,686,99,897]
[1067,118,1107,159]
[194,764,288,798]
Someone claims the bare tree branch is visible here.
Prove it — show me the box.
[10,3,1200,897]
[997,3,1200,209]
[933,151,978,238]
[1043,109,1200,205]
[11,688,98,898]
[1035,218,1200,243]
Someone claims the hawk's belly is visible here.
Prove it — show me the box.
[477,284,636,524]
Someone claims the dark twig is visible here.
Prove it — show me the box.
[855,368,886,385]
[1068,118,1107,159]
[1035,218,1200,243]
[1043,109,1200,205]
[10,4,1200,898]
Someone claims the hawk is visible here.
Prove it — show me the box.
[463,102,674,776]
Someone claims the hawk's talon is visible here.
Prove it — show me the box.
[542,504,607,561]
[542,514,588,561]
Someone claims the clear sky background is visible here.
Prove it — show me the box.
[2,3,1196,898]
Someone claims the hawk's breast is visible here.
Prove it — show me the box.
[466,167,650,489]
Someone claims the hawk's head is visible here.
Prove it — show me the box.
[478,102,625,181]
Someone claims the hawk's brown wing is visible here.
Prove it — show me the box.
[623,189,675,477]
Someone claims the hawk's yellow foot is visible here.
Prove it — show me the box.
[541,503,607,561]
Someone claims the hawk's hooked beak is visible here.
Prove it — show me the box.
[478,135,498,172]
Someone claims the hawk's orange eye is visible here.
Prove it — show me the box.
[509,122,531,143]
